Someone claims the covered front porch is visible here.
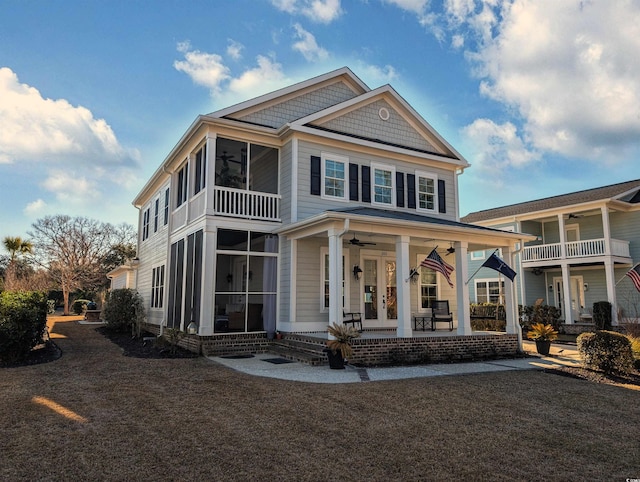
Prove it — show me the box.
[278,207,535,343]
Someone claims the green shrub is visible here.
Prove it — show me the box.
[592,301,612,330]
[47,299,56,314]
[102,289,146,336]
[520,304,561,332]
[471,318,506,331]
[577,330,633,374]
[628,336,640,370]
[72,299,91,315]
[0,291,48,363]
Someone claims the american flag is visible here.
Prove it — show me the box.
[626,263,640,292]
[420,248,454,288]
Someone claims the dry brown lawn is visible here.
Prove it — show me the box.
[1,317,638,481]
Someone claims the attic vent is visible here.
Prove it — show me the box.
[378,107,390,121]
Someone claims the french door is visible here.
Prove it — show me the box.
[553,275,584,320]
[362,256,398,325]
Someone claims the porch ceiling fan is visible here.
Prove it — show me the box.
[444,244,455,256]
[348,235,376,247]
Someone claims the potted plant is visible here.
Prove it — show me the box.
[527,323,558,356]
[325,323,360,369]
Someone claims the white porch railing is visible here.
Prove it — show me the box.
[522,238,630,262]
[213,186,281,221]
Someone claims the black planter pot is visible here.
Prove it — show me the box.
[324,348,345,369]
[535,340,552,356]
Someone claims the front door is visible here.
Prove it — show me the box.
[554,275,584,320]
[362,256,397,326]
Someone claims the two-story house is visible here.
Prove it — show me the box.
[130,67,532,358]
[462,180,640,326]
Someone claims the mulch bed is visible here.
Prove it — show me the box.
[543,364,640,388]
[95,327,199,359]
[0,340,62,368]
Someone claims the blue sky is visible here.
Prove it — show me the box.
[1,0,639,241]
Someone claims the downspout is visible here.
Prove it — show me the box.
[160,165,174,336]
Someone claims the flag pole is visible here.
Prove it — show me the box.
[616,261,640,285]
[465,249,499,286]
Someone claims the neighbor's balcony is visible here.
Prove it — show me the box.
[522,238,630,263]
[212,186,281,222]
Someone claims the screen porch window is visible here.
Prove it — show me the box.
[214,137,278,194]
[372,163,394,206]
[416,172,437,211]
[321,154,347,200]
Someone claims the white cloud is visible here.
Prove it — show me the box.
[227,39,244,60]
[174,41,231,95]
[228,56,287,97]
[0,67,138,167]
[355,62,399,84]
[462,118,540,176]
[41,171,100,203]
[447,0,640,162]
[292,23,329,62]
[24,199,47,217]
[271,0,343,23]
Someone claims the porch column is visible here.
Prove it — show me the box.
[199,227,217,336]
[327,227,343,332]
[455,241,472,335]
[604,259,618,325]
[561,263,574,323]
[395,235,412,338]
[601,206,612,255]
[558,213,567,259]
[503,246,517,335]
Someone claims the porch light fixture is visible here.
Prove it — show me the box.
[186,321,197,335]
[353,265,363,280]
[549,284,553,292]
[409,267,419,283]
[584,283,589,291]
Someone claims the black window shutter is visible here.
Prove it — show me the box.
[396,172,405,207]
[310,156,321,196]
[349,163,359,201]
[438,179,446,213]
[361,166,371,203]
[407,174,416,209]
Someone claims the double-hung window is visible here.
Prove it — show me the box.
[321,248,347,311]
[194,144,207,195]
[163,188,170,225]
[416,171,437,212]
[321,153,347,200]
[176,162,188,208]
[153,199,159,233]
[372,163,395,206]
[418,256,438,309]
[142,208,150,241]
[151,265,165,308]
[475,279,505,304]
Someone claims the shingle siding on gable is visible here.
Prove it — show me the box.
[235,82,358,128]
[316,100,437,153]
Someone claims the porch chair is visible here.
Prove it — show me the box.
[431,300,453,331]
[343,311,363,331]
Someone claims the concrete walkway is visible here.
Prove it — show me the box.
[209,341,582,384]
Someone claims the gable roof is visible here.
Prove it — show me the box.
[462,179,640,223]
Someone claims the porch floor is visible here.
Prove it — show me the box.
[298,328,509,340]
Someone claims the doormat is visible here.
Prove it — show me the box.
[220,354,255,359]
[262,357,295,364]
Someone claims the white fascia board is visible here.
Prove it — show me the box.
[469,200,612,226]
[209,67,370,119]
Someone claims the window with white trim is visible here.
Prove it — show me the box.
[372,163,395,206]
[142,207,150,241]
[418,254,438,310]
[321,153,347,200]
[176,162,188,208]
[471,250,484,260]
[416,171,437,211]
[321,248,346,311]
[151,265,165,308]
[194,144,207,195]
[163,188,170,225]
[153,198,159,233]
[475,279,505,304]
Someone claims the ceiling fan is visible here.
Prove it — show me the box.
[445,245,455,256]
[567,213,584,219]
[348,235,376,247]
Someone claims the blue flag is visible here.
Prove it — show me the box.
[482,252,516,281]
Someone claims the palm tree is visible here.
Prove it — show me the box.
[3,237,33,290]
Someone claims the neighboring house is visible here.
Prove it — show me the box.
[107,262,138,290]
[131,67,531,345]
[462,180,640,325]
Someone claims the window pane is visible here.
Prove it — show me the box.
[215,137,246,189]
[218,229,248,251]
[324,159,345,198]
[249,144,278,194]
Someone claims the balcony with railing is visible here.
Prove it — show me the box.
[522,238,630,264]
[211,186,281,221]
